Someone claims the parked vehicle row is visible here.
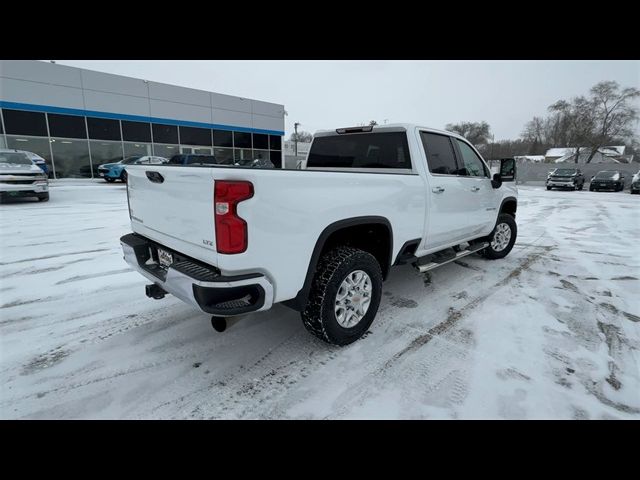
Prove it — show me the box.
[0,149,49,202]
[98,156,168,183]
[546,168,638,193]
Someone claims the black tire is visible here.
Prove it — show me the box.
[482,213,517,260]
[546,186,552,190]
[37,193,49,202]
[120,170,128,183]
[105,177,116,183]
[301,246,383,346]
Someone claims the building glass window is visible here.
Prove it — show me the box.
[153,144,179,159]
[122,120,152,142]
[269,135,282,150]
[213,147,234,165]
[213,129,233,147]
[47,113,87,139]
[51,138,91,178]
[152,123,178,144]
[179,126,211,146]
[254,149,270,162]
[270,150,282,168]
[90,140,124,167]
[87,117,121,141]
[124,142,152,157]
[233,132,252,149]
[234,148,253,162]
[253,133,268,149]
[6,136,53,172]
[3,109,48,136]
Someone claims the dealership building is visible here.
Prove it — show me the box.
[0,60,286,178]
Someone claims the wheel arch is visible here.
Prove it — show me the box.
[499,196,517,219]
[283,216,393,312]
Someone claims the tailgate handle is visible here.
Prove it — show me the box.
[146,171,164,183]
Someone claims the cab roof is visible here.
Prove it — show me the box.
[313,123,467,141]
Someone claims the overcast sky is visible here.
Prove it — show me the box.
[55,60,639,141]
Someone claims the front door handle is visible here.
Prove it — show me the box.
[432,186,445,193]
[471,186,480,192]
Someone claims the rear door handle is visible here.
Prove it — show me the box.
[471,186,480,192]
[432,186,445,193]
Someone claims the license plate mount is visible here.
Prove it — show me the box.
[157,248,173,268]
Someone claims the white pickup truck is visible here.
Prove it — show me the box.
[121,124,517,345]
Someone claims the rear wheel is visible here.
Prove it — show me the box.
[120,170,128,183]
[482,214,517,260]
[301,246,383,346]
[105,177,116,183]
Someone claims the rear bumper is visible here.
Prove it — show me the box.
[120,233,274,316]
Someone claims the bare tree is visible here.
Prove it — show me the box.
[584,81,640,163]
[369,120,378,126]
[289,131,313,143]
[445,121,492,146]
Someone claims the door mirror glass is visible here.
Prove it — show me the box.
[500,158,516,181]
[491,173,503,189]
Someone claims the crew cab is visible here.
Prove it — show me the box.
[546,168,585,190]
[0,149,49,202]
[120,124,518,345]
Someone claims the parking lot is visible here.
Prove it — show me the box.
[0,182,639,419]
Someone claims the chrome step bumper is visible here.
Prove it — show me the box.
[121,233,274,317]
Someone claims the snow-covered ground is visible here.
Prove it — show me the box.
[1,183,639,419]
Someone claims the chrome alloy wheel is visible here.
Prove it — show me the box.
[334,270,372,328]
[491,222,512,252]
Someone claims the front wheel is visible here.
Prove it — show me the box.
[105,177,116,183]
[546,186,552,190]
[301,246,383,346]
[37,193,49,202]
[482,214,517,260]
[120,171,128,183]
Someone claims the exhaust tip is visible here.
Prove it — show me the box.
[211,316,227,333]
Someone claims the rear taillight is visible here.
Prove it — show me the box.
[214,181,253,254]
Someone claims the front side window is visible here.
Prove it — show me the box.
[420,132,457,175]
[455,139,488,177]
[306,132,411,169]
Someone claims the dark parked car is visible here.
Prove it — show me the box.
[589,170,625,192]
[546,168,585,190]
[629,170,640,194]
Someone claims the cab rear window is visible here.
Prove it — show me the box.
[306,132,411,169]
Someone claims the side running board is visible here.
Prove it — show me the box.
[414,242,489,273]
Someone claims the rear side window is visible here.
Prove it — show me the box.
[306,132,411,169]
[420,132,457,175]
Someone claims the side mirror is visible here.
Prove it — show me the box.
[491,173,503,189]
[500,158,516,182]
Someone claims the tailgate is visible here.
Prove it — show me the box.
[126,165,217,263]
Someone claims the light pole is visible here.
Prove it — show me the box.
[294,122,301,157]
